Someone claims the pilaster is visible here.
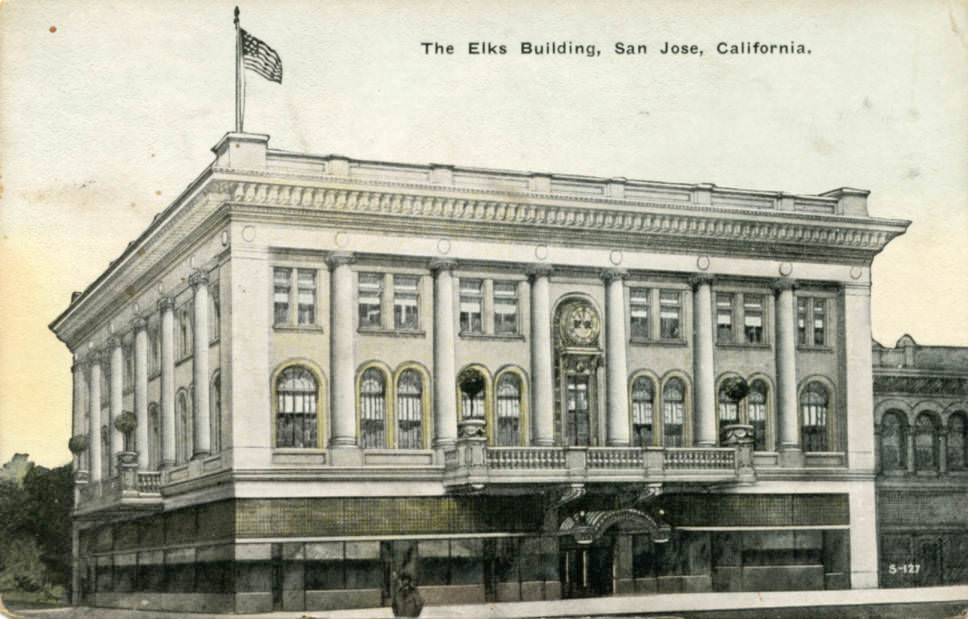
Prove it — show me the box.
[158,296,176,467]
[132,317,149,470]
[690,274,716,446]
[88,351,103,483]
[601,268,630,446]
[327,252,357,448]
[109,336,123,477]
[431,258,459,449]
[528,264,555,446]
[773,278,802,465]
[190,270,211,458]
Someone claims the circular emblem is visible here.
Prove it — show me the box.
[241,225,256,242]
[696,255,710,271]
[560,302,601,346]
[437,238,452,254]
[850,266,863,280]
[778,262,793,276]
[535,244,549,260]
[609,249,623,265]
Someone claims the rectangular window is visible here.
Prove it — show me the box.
[744,294,764,344]
[393,275,420,330]
[659,290,681,340]
[493,281,518,335]
[813,298,826,346]
[459,279,483,334]
[358,273,383,329]
[273,267,291,325]
[797,298,808,345]
[716,293,733,342]
[149,327,160,374]
[629,288,650,339]
[209,285,220,341]
[297,269,316,325]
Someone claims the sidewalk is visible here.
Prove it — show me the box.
[6,586,968,619]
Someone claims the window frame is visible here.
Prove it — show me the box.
[459,278,485,335]
[629,374,656,447]
[661,376,687,447]
[796,294,834,349]
[358,366,389,449]
[799,380,832,453]
[273,266,321,329]
[273,364,321,450]
[395,366,428,449]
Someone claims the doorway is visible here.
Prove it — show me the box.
[560,534,614,598]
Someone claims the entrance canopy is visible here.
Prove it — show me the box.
[559,507,671,545]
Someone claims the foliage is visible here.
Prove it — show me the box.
[67,435,88,454]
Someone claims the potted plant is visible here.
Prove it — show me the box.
[68,434,89,454]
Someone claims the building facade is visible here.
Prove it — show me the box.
[51,132,914,613]
[872,336,968,588]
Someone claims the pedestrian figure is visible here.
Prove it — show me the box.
[391,572,423,617]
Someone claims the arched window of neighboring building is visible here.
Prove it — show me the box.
[800,381,829,452]
[880,410,907,472]
[148,404,161,469]
[210,372,221,453]
[718,381,740,427]
[662,378,685,447]
[176,390,192,463]
[948,412,968,471]
[275,366,318,448]
[360,368,387,449]
[748,380,768,452]
[914,413,939,471]
[459,369,486,421]
[495,373,522,446]
[631,376,655,447]
[397,369,424,449]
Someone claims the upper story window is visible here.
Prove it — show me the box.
[748,379,768,452]
[743,295,764,343]
[359,368,387,449]
[914,413,939,471]
[177,305,193,359]
[209,284,220,341]
[459,369,486,420]
[358,273,384,329]
[629,288,650,340]
[274,267,318,327]
[275,366,318,448]
[659,291,682,340]
[149,325,160,375]
[394,275,420,330]
[716,293,733,342]
[717,382,740,427]
[800,381,829,452]
[630,376,655,447]
[176,390,192,464]
[397,369,424,449]
[459,279,484,334]
[495,373,522,446]
[948,412,967,472]
[880,410,907,472]
[797,296,829,347]
[493,282,519,335]
[123,343,134,392]
[662,378,685,447]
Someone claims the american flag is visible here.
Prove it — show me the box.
[241,28,282,83]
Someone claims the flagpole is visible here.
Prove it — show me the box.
[234,6,243,132]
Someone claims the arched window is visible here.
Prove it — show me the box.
[148,404,161,469]
[495,373,522,446]
[210,372,221,453]
[800,382,829,452]
[101,425,110,479]
[880,411,907,472]
[176,391,192,463]
[748,380,768,452]
[662,378,685,447]
[275,367,318,448]
[631,377,655,447]
[718,381,739,427]
[914,413,939,471]
[360,368,387,449]
[397,370,423,449]
[459,370,486,420]
[948,412,967,471]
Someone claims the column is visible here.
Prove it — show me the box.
[159,296,176,467]
[133,318,150,470]
[327,252,357,447]
[906,432,915,473]
[190,270,211,458]
[72,358,86,473]
[88,351,102,482]
[602,269,630,446]
[691,275,716,446]
[938,430,948,473]
[773,278,801,461]
[843,281,875,471]
[431,259,458,449]
[529,264,555,446]
[109,336,123,472]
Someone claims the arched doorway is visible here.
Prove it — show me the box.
[558,508,671,598]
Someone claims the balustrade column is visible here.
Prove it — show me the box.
[602,268,630,446]
[88,352,103,482]
[72,359,86,473]
[190,270,211,457]
[328,252,357,447]
[773,279,801,458]
[431,259,458,449]
[109,337,123,474]
[691,275,716,446]
[133,318,149,470]
[159,296,176,466]
[529,264,555,446]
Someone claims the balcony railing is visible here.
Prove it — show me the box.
[487,447,566,469]
[664,447,735,470]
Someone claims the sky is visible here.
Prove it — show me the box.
[1,0,966,467]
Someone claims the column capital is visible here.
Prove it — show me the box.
[599,268,628,283]
[429,258,458,273]
[107,336,122,350]
[326,251,355,269]
[88,349,104,365]
[689,273,715,289]
[771,277,799,293]
[526,263,554,279]
[131,316,147,332]
[188,269,209,288]
[157,296,175,311]
[72,359,87,373]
